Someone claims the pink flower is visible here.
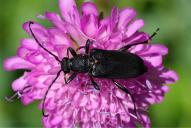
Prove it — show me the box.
[4,0,178,128]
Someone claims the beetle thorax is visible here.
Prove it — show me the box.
[70,54,90,73]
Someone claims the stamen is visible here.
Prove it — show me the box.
[146,79,152,92]
[95,122,102,128]
[93,88,100,94]
[135,79,152,93]
[78,89,88,95]
[17,92,22,98]
[100,111,111,116]
[63,99,71,106]
[139,108,149,113]
[5,86,32,102]
[129,112,138,120]
[36,14,45,19]
[135,80,146,88]
[5,92,20,102]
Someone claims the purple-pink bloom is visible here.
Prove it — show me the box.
[4,0,178,128]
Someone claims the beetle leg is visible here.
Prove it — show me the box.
[119,28,160,51]
[76,46,85,52]
[112,79,138,118]
[149,28,160,40]
[64,73,77,84]
[67,47,77,58]
[85,39,92,54]
[75,39,92,54]
[89,76,100,90]
[119,42,147,51]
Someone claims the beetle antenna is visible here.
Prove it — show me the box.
[28,21,61,63]
[42,70,62,117]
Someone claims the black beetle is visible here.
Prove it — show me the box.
[29,21,159,117]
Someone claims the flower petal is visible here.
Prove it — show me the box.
[81,2,99,16]
[45,12,66,32]
[110,7,119,31]
[12,73,27,91]
[21,38,39,50]
[23,21,48,39]
[50,115,62,126]
[144,56,163,67]
[17,47,31,59]
[23,21,49,46]
[140,44,168,56]
[59,0,80,26]
[126,19,144,38]
[81,14,98,38]
[27,52,44,64]
[160,70,179,84]
[4,56,34,71]
[21,96,33,105]
[48,28,71,46]
[96,24,109,42]
[118,8,136,30]
[65,22,86,45]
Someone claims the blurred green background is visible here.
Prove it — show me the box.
[0,0,191,127]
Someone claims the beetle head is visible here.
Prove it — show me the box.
[61,57,71,73]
